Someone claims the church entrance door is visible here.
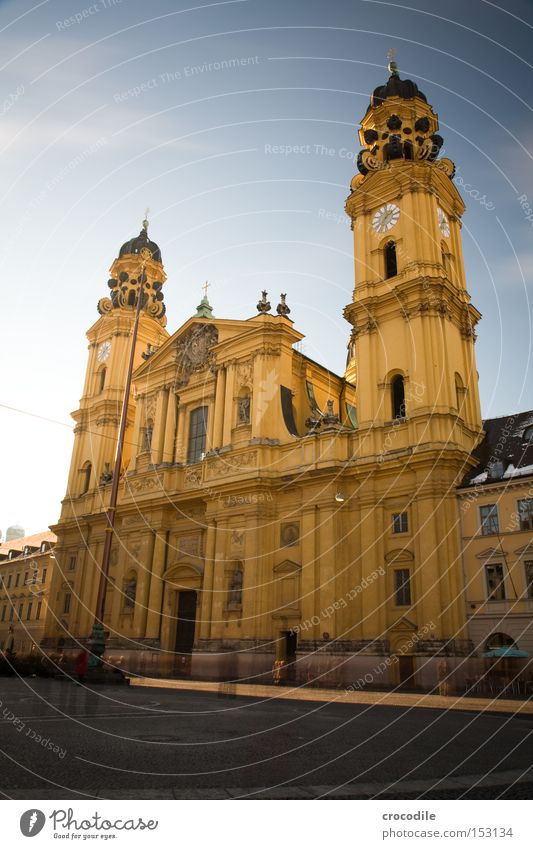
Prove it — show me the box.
[173,590,197,676]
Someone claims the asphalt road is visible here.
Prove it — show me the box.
[0,678,531,799]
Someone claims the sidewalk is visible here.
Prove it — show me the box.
[128,676,533,715]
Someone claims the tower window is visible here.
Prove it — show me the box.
[392,512,409,534]
[187,406,208,464]
[391,375,406,419]
[98,367,106,393]
[81,462,92,494]
[384,240,397,278]
[394,569,411,606]
[63,593,71,614]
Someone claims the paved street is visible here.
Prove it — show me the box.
[0,679,531,799]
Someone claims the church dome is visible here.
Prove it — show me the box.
[118,222,162,263]
[370,71,427,108]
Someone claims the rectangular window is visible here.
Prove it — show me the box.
[24,571,28,584]
[9,606,14,622]
[187,406,208,464]
[26,602,32,621]
[15,574,20,587]
[36,601,42,620]
[486,563,505,601]
[518,499,533,531]
[68,556,76,571]
[525,561,533,599]
[392,512,408,534]
[394,569,411,606]
[18,603,23,620]
[1,605,6,622]
[63,593,71,614]
[41,568,47,584]
[480,504,499,535]
[7,574,12,589]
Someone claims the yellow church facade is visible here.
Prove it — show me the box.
[47,65,496,688]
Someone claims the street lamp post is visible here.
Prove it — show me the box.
[88,245,152,667]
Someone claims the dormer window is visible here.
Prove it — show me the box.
[523,425,533,443]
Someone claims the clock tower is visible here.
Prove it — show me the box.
[345,62,483,445]
[343,63,484,655]
[64,222,169,500]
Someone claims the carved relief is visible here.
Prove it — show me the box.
[176,323,219,387]
[236,360,253,387]
[184,467,202,486]
[280,523,300,547]
[205,451,257,479]
[129,476,159,493]
[176,535,200,557]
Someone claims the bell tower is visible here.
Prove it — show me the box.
[65,221,169,500]
[344,61,483,450]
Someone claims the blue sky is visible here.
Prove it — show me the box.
[0,0,532,534]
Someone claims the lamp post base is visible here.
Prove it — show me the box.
[88,622,106,668]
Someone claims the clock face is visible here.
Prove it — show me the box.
[437,206,450,237]
[97,341,111,363]
[372,203,400,234]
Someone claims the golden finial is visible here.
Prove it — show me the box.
[142,206,150,231]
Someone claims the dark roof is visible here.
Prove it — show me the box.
[460,410,533,487]
[119,226,162,263]
[370,73,427,108]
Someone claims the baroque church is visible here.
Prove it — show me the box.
[46,63,491,687]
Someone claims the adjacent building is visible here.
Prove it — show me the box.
[0,532,57,655]
[459,411,533,656]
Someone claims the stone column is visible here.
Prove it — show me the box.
[127,394,145,472]
[212,367,226,450]
[144,531,168,642]
[198,519,216,640]
[133,533,156,637]
[222,365,235,446]
[150,389,168,465]
[162,389,177,463]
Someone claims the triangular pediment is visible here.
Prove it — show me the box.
[476,546,506,560]
[133,316,261,381]
[385,548,414,564]
[514,541,533,557]
[273,559,301,574]
[390,616,418,632]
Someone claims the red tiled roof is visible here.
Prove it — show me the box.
[0,530,56,556]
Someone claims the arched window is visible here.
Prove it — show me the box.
[123,574,137,610]
[403,140,413,160]
[187,406,208,463]
[81,462,92,494]
[485,632,515,651]
[384,240,397,278]
[391,375,406,419]
[228,563,244,607]
[98,367,106,393]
